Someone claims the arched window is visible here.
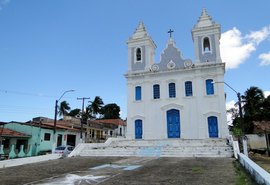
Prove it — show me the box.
[136,48,141,61]
[203,37,211,52]
[153,84,160,99]
[168,83,176,98]
[185,81,193,96]
[206,79,214,95]
[135,86,141,101]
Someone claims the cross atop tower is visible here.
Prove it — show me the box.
[168,29,174,38]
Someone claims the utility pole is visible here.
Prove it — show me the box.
[77,97,90,143]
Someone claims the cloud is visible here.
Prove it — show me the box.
[220,26,270,69]
[247,26,270,44]
[264,91,270,98]
[259,51,270,66]
[0,0,10,10]
[226,100,236,125]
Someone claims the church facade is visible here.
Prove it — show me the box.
[125,9,229,140]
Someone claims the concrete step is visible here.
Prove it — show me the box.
[71,138,233,158]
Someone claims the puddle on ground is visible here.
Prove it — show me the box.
[37,174,107,185]
[91,164,141,171]
[29,163,142,185]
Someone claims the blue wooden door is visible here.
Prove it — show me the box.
[167,109,180,138]
[208,116,218,138]
[135,120,142,139]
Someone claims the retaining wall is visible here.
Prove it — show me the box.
[238,153,270,185]
[0,154,61,168]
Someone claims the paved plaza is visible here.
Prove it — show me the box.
[0,156,250,185]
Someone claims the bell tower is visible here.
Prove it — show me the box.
[127,22,156,73]
[192,9,222,64]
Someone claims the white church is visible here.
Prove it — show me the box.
[70,9,232,158]
[125,9,229,140]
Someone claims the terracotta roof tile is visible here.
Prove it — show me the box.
[88,119,126,126]
[254,121,270,132]
[0,128,30,138]
[42,122,80,132]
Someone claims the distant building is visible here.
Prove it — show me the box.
[125,9,229,140]
[87,119,126,142]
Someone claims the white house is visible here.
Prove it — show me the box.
[125,9,229,140]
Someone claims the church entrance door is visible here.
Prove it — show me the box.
[135,119,142,139]
[167,109,180,138]
[208,116,218,138]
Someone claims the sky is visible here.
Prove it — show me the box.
[0,0,269,122]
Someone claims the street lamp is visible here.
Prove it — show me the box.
[52,90,75,152]
[212,81,243,129]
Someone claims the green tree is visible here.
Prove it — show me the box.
[100,103,120,119]
[68,108,81,117]
[262,95,270,120]
[89,96,104,118]
[241,86,265,133]
[58,101,71,117]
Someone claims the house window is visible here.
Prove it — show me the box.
[153,84,160,99]
[110,131,113,136]
[136,48,141,61]
[185,81,193,96]
[206,79,214,95]
[3,138,10,149]
[169,83,176,98]
[44,133,51,141]
[203,37,211,52]
[135,86,141,101]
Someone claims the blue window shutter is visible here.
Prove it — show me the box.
[185,81,193,96]
[153,84,160,99]
[169,83,176,98]
[135,86,141,100]
[206,79,214,95]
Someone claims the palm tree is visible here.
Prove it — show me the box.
[241,86,265,133]
[262,95,270,120]
[58,101,71,117]
[89,96,104,118]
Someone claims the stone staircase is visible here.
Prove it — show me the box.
[69,138,233,158]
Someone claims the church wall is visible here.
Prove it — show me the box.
[126,64,228,140]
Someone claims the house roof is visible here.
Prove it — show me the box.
[89,119,126,126]
[42,122,81,132]
[10,121,80,132]
[0,127,30,138]
[254,121,270,132]
[0,121,8,126]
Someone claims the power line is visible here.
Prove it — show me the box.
[0,89,76,99]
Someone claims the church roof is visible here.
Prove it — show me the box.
[131,21,148,39]
[194,8,215,28]
[150,37,192,72]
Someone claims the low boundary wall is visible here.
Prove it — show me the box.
[238,153,270,185]
[0,154,61,168]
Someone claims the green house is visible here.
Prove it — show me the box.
[3,121,81,156]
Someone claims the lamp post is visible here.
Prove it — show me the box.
[52,90,75,153]
[213,81,243,130]
[213,81,247,154]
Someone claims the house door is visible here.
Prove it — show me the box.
[208,116,218,138]
[167,109,180,138]
[135,120,142,139]
[57,134,62,146]
[67,134,76,146]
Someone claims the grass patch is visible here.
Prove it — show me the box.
[233,161,258,185]
[190,166,203,173]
